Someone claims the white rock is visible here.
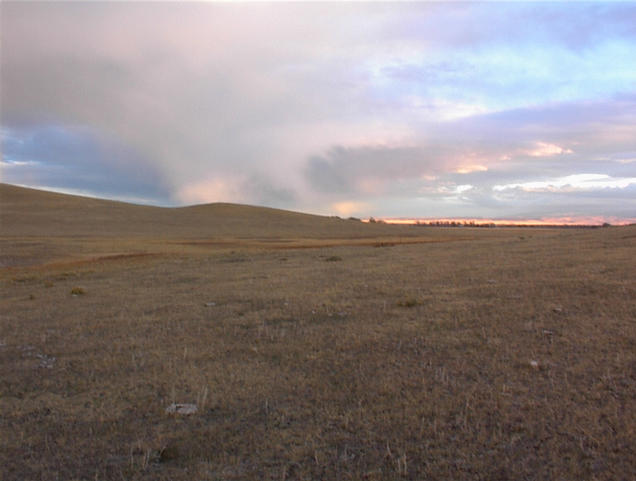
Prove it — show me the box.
[36,353,56,369]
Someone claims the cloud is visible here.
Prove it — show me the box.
[525,142,573,157]
[305,145,435,195]
[1,2,635,222]
[1,124,168,203]
[330,201,369,218]
[381,3,636,51]
[493,174,636,193]
[176,174,296,207]
[455,164,488,174]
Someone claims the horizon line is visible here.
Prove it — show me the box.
[366,217,636,227]
[3,183,634,227]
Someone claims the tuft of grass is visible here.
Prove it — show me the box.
[374,242,395,248]
[12,275,37,283]
[70,286,85,296]
[325,255,343,262]
[397,298,418,308]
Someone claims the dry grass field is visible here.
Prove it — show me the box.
[1,183,634,480]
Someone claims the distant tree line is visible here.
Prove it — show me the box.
[364,218,617,228]
[414,220,493,227]
[412,221,610,228]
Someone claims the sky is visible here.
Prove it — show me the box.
[1,1,636,223]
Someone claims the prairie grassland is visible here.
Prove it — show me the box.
[0,186,634,480]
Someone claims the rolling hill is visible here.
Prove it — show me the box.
[0,183,412,239]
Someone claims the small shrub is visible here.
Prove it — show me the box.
[325,256,342,262]
[12,275,36,283]
[374,242,395,248]
[397,298,418,308]
[70,287,85,296]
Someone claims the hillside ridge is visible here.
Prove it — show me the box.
[0,183,409,238]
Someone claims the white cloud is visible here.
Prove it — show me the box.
[525,142,573,157]
[0,159,40,167]
[455,164,488,174]
[493,174,636,192]
[455,184,474,194]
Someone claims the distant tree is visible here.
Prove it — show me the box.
[602,222,611,228]
[368,217,376,223]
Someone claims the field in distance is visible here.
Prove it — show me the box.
[1,183,634,480]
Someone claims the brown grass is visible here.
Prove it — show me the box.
[0,184,634,480]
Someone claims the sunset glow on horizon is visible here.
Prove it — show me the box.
[374,217,636,227]
[1,2,635,222]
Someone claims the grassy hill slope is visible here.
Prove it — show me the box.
[0,183,413,239]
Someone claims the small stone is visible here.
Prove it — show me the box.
[529,360,539,369]
[205,302,216,307]
[36,353,56,369]
[165,403,198,415]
